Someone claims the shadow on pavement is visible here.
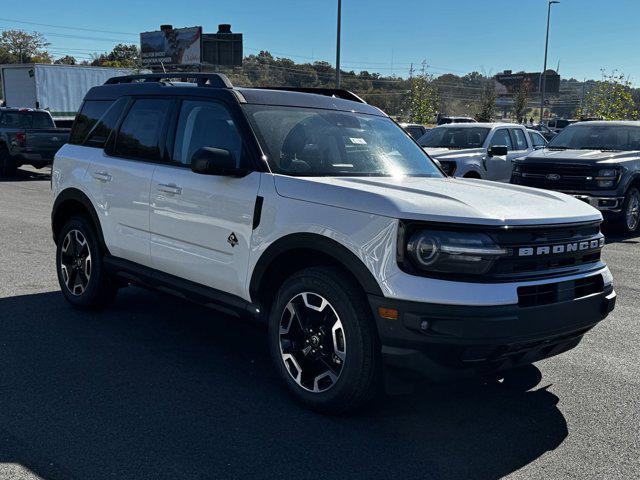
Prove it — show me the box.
[0,167,51,182]
[0,288,568,479]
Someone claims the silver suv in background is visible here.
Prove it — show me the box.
[419,123,537,181]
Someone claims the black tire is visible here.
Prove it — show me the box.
[615,187,640,234]
[55,215,117,309]
[0,145,17,178]
[268,267,381,414]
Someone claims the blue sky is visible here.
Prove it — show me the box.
[2,0,639,83]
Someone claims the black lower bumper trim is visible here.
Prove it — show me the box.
[369,286,616,380]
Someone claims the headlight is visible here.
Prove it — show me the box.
[405,230,507,275]
[596,168,618,188]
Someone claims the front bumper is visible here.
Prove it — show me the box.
[572,194,625,212]
[369,284,616,380]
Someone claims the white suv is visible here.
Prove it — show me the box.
[419,123,539,181]
[51,73,616,413]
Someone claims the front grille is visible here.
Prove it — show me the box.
[488,222,603,280]
[513,162,602,191]
[517,274,604,307]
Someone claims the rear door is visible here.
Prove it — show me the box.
[86,97,172,267]
[485,128,513,182]
[149,98,260,298]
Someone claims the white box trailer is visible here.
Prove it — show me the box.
[0,64,136,120]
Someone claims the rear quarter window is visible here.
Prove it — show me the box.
[69,100,113,145]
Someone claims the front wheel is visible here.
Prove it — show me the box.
[268,267,381,414]
[616,187,640,234]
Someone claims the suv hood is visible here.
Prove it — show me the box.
[273,175,601,226]
[525,148,640,165]
[424,147,485,160]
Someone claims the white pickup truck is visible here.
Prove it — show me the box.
[419,123,546,182]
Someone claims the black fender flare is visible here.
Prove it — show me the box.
[249,232,384,299]
[51,188,107,251]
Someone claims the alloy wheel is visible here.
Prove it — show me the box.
[279,292,346,393]
[60,229,92,296]
[626,190,640,232]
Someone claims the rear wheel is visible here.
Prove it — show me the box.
[56,216,117,309]
[0,145,17,178]
[268,267,381,414]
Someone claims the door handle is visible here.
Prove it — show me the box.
[92,171,112,182]
[157,183,182,195]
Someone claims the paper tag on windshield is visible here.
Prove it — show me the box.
[349,137,367,145]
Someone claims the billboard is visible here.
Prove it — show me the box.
[140,26,202,66]
[202,25,243,67]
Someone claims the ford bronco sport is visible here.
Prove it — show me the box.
[51,73,616,413]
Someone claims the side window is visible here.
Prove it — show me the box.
[69,101,113,145]
[114,98,172,161]
[511,128,529,150]
[489,129,513,150]
[530,131,547,148]
[172,100,243,166]
[84,97,129,148]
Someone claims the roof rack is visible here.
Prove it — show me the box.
[104,73,233,89]
[253,87,366,104]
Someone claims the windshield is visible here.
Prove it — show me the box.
[244,105,443,177]
[547,124,640,151]
[418,126,490,149]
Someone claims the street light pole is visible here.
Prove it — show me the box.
[336,0,342,88]
[539,0,559,124]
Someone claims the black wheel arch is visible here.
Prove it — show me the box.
[52,188,107,252]
[250,233,383,309]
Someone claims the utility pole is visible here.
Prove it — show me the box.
[336,0,342,88]
[539,0,560,124]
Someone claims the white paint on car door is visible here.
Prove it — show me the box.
[485,128,513,182]
[149,99,261,299]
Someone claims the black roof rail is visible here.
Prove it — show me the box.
[104,73,233,89]
[252,87,367,104]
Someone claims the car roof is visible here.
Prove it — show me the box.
[83,81,386,117]
[0,107,50,114]
[436,122,521,129]
[568,120,640,127]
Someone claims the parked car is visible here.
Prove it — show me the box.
[51,73,616,413]
[546,118,577,133]
[419,123,535,181]
[512,121,640,233]
[400,122,428,140]
[0,107,70,177]
[527,128,549,149]
[436,115,477,125]
[528,123,556,141]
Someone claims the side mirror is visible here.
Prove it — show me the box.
[488,145,508,157]
[191,147,246,176]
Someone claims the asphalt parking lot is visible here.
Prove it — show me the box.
[0,166,638,480]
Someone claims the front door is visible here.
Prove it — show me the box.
[485,128,513,182]
[149,99,260,299]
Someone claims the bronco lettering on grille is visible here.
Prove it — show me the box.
[517,237,604,257]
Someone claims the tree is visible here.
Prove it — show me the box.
[476,80,496,122]
[579,70,638,120]
[513,79,532,122]
[408,62,439,124]
[0,30,50,63]
[91,44,140,68]
[55,55,77,65]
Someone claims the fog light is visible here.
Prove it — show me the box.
[378,307,398,320]
[420,320,430,331]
